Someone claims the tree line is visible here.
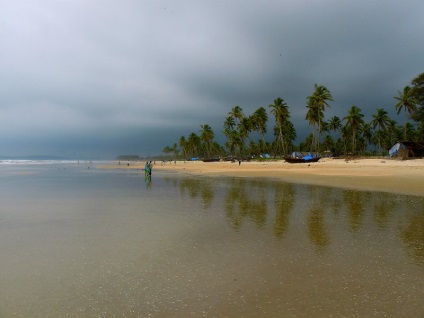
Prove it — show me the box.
[163,72,424,159]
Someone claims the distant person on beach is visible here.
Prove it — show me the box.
[148,161,153,176]
[144,162,150,177]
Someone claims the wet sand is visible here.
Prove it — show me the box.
[2,163,424,317]
[101,158,424,197]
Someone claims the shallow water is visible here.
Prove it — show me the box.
[0,162,423,317]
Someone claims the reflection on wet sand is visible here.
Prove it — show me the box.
[169,175,424,267]
[402,206,424,266]
[306,186,330,251]
[224,179,268,229]
[2,168,424,317]
[273,182,295,238]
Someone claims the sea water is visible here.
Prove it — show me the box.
[0,161,423,317]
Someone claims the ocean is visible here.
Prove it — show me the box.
[1,161,423,317]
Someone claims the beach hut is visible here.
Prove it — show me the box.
[389,141,424,158]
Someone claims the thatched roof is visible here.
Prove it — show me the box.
[398,141,424,150]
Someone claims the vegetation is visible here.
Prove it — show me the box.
[163,73,424,159]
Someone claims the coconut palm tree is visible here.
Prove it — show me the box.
[200,124,215,158]
[328,116,342,141]
[307,84,333,151]
[178,136,188,159]
[361,123,373,154]
[237,116,253,156]
[385,119,402,148]
[187,132,201,158]
[371,108,390,155]
[305,99,320,151]
[252,106,268,152]
[394,86,417,140]
[343,105,364,154]
[411,72,424,121]
[269,97,290,156]
[228,105,244,125]
[225,130,242,157]
[282,120,296,153]
[172,143,179,159]
[223,116,235,135]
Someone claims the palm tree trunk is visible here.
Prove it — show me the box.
[404,108,407,140]
[352,130,355,154]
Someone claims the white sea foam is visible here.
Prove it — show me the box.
[0,160,111,165]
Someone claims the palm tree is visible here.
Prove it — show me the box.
[252,107,268,152]
[228,105,244,125]
[328,116,342,141]
[307,84,333,151]
[371,108,390,154]
[343,105,364,154]
[411,72,424,121]
[281,120,296,153]
[237,116,253,156]
[172,143,179,159]
[187,132,201,158]
[361,123,372,154]
[223,116,235,135]
[269,97,290,156]
[394,86,417,140]
[178,136,188,159]
[225,130,242,157]
[386,119,402,147]
[305,99,319,152]
[200,124,215,158]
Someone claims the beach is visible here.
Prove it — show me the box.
[1,161,424,317]
[103,158,424,197]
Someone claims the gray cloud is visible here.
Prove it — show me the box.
[1,0,423,158]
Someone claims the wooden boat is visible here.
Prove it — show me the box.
[284,152,321,163]
[202,158,221,162]
[284,156,321,163]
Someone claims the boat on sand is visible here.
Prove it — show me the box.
[284,152,321,163]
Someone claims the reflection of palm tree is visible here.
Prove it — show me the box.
[224,179,268,230]
[179,177,215,210]
[401,213,424,266]
[343,190,367,232]
[307,206,330,251]
[372,193,396,229]
[306,187,330,250]
[274,183,295,238]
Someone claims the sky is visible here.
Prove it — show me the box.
[1,0,424,159]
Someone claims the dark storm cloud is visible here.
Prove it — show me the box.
[1,0,423,158]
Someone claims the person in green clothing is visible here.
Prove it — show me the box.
[148,161,153,176]
[144,161,150,177]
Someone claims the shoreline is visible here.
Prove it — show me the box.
[99,158,424,197]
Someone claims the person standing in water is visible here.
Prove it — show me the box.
[148,161,153,176]
[144,162,150,177]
